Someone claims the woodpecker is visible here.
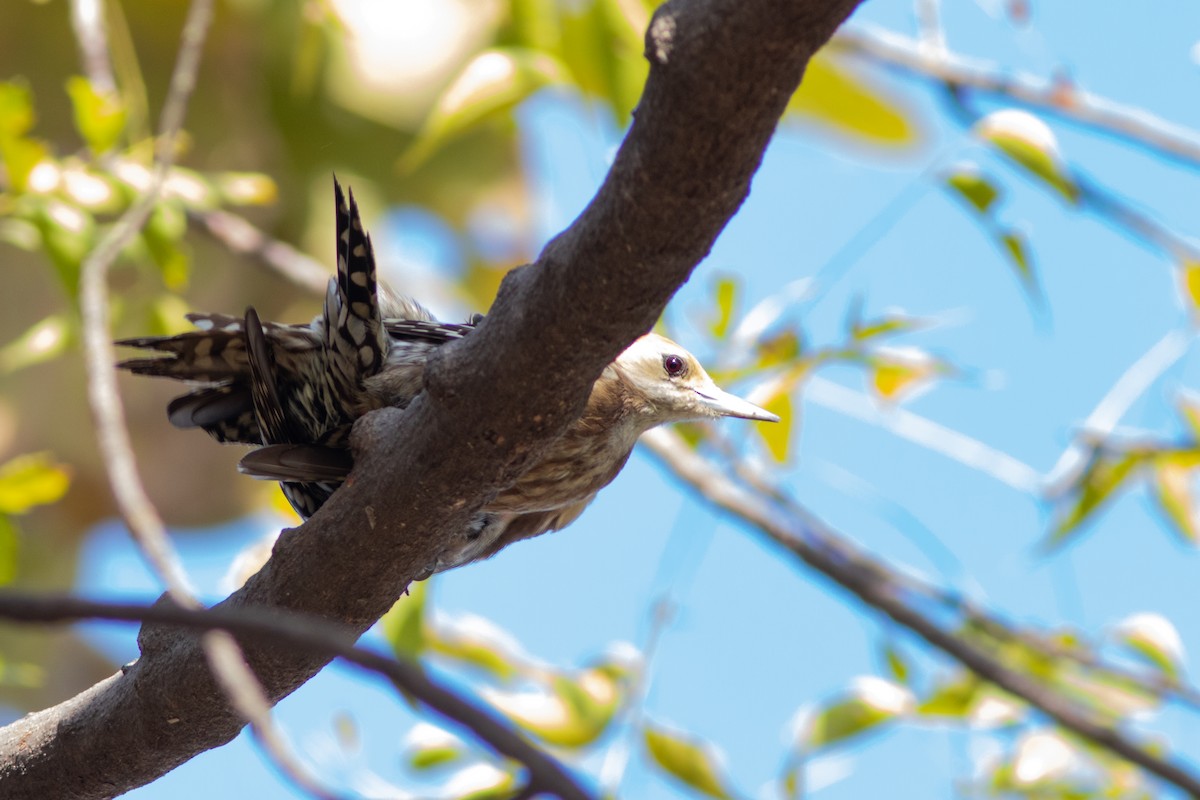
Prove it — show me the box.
[119,179,778,575]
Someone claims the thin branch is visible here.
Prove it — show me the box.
[1044,328,1195,494]
[73,0,334,797]
[640,427,1200,797]
[0,593,594,800]
[835,25,1200,169]
[70,0,117,94]
[190,207,331,295]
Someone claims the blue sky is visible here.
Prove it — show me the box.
[67,0,1200,797]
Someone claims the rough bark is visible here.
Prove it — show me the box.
[0,0,865,796]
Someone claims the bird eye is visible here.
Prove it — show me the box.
[663,354,687,378]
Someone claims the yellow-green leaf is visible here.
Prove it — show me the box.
[798,678,913,750]
[755,328,803,369]
[381,579,428,659]
[1113,613,1186,681]
[488,669,621,748]
[0,81,36,138]
[428,614,522,681]
[65,76,126,154]
[1152,459,1200,544]
[0,314,70,375]
[757,393,793,463]
[787,50,917,146]
[643,722,735,800]
[998,229,1035,286]
[1049,451,1145,544]
[975,109,1078,203]
[919,673,980,718]
[710,277,737,339]
[944,166,1000,214]
[1180,260,1200,313]
[0,453,70,515]
[870,353,940,403]
[400,49,567,172]
[559,0,647,121]
[0,515,18,586]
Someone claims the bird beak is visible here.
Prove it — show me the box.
[694,386,780,422]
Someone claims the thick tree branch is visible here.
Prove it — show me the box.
[0,594,593,800]
[0,0,866,796]
[640,428,1200,796]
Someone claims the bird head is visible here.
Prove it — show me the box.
[611,333,780,426]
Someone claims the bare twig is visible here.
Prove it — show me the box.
[640,427,1200,797]
[191,207,331,295]
[70,0,117,94]
[835,26,1200,169]
[0,593,594,800]
[74,0,336,797]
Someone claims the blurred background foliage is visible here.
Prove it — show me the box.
[2,0,1199,797]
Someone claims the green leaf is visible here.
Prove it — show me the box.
[0,515,18,586]
[429,614,522,681]
[1180,260,1200,314]
[1151,455,1200,544]
[851,313,923,342]
[710,277,737,339]
[559,0,647,122]
[490,669,621,748]
[757,393,793,463]
[976,109,1078,203]
[381,579,428,660]
[643,721,735,800]
[404,722,464,771]
[1049,450,1146,545]
[755,328,802,369]
[998,229,1035,286]
[798,678,912,750]
[919,673,980,718]
[1112,613,1186,681]
[944,166,1000,214]
[0,314,70,375]
[787,50,918,146]
[65,76,126,154]
[143,201,190,290]
[0,136,50,193]
[0,81,36,138]
[400,48,567,172]
[882,644,910,685]
[0,452,70,515]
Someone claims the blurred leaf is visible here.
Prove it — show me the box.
[382,579,428,660]
[1180,260,1200,314]
[852,312,923,342]
[976,109,1078,203]
[215,172,278,206]
[710,277,737,339]
[32,198,96,293]
[0,453,70,515]
[643,721,735,800]
[1050,450,1145,545]
[491,669,621,748]
[1179,395,1200,441]
[1152,457,1200,544]
[998,229,1034,286]
[919,673,980,718]
[882,644,910,685]
[559,0,647,121]
[1112,612,1186,681]
[0,81,36,137]
[429,615,522,681]
[798,678,912,750]
[65,76,126,154]
[757,393,793,463]
[787,51,917,145]
[0,137,50,193]
[0,314,70,375]
[404,722,464,771]
[944,166,1000,214]
[755,328,802,369]
[505,0,561,53]
[142,201,190,290]
[0,515,17,586]
[0,649,45,688]
[401,48,567,172]
[869,353,940,403]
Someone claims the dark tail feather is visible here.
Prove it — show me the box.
[239,443,353,483]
